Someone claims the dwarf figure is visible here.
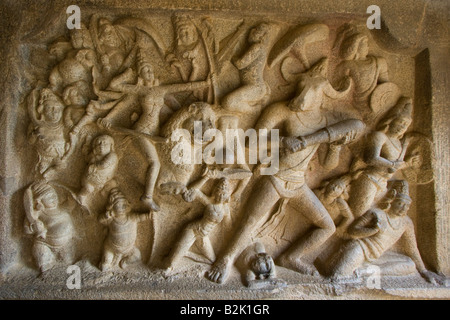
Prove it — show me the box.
[99,188,152,271]
[27,88,72,178]
[23,181,75,273]
[243,242,284,289]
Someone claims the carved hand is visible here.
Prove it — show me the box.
[374,215,384,230]
[97,117,112,129]
[166,53,182,69]
[206,168,222,179]
[391,160,405,170]
[282,136,306,153]
[405,154,422,168]
[333,130,356,146]
[183,188,198,202]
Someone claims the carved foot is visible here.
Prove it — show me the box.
[100,262,113,272]
[328,273,360,284]
[119,255,139,270]
[162,266,174,278]
[140,195,160,211]
[206,259,231,284]
[39,262,54,275]
[276,255,320,277]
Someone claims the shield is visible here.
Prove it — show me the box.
[370,82,402,115]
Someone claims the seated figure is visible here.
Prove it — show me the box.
[328,180,445,285]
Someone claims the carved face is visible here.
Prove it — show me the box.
[326,181,346,198]
[70,29,84,49]
[42,101,64,123]
[214,183,230,203]
[184,116,215,143]
[140,65,155,83]
[177,24,198,47]
[388,116,412,137]
[113,199,130,216]
[99,23,121,48]
[248,24,267,43]
[390,198,410,216]
[93,136,113,157]
[251,253,273,276]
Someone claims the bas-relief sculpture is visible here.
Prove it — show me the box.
[14,10,448,296]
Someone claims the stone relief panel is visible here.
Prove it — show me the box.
[3,6,448,297]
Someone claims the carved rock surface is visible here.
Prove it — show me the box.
[0,0,449,300]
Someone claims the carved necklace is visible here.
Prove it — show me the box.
[386,213,402,230]
[385,135,402,157]
[44,121,64,131]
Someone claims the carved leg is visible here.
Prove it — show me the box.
[276,185,335,276]
[120,247,141,269]
[100,248,116,272]
[222,84,266,113]
[198,236,216,263]
[138,138,161,211]
[166,226,197,270]
[33,241,55,273]
[78,182,95,206]
[207,176,280,284]
[59,242,75,265]
[71,113,95,135]
[329,241,366,278]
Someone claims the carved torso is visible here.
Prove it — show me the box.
[38,208,73,247]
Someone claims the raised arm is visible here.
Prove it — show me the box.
[98,212,113,225]
[155,79,211,96]
[132,212,153,222]
[233,43,262,70]
[107,67,137,92]
[182,188,211,206]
